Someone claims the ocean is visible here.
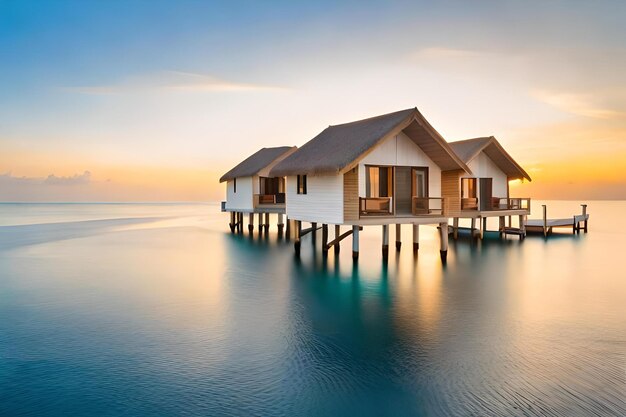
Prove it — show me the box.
[0,201,624,416]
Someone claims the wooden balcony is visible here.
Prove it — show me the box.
[461,197,531,212]
[359,197,393,216]
[358,197,447,217]
[254,193,286,207]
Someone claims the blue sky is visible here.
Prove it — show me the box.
[1,0,625,200]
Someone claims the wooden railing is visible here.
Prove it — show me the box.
[412,197,447,216]
[492,197,531,211]
[254,193,286,206]
[359,197,393,216]
[461,198,478,210]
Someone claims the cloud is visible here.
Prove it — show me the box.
[1,171,92,186]
[413,47,486,60]
[44,171,91,185]
[63,71,287,95]
[531,89,624,119]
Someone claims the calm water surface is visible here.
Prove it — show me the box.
[0,202,624,416]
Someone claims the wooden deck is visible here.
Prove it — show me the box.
[525,205,588,236]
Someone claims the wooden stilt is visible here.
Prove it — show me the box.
[382,225,389,260]
[229,212,235,233]
[258,213,263,233]
[453,218,459,239]
[482,217,487,238]
[322,224,328,256]
[334,225,340,254]
[439,222,449,263]
[294,220,301,256]
[277,213,284,236]
[248,213,254,233]
[499,216,504,237]
[264,213,270,232]
[470,217,476,238]
[311,222,317,244]
[582,204,588,232]
[352,225,359,260]
[412,224,419,252]
[285,217,291,240]
[542,205,548,238]
[395,224,402,251]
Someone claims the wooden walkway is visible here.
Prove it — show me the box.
[525,205,589,236]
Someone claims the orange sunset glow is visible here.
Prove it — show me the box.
[1,2,625,201]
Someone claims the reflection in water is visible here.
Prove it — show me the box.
[0,202,624,416]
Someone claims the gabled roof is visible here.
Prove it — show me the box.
[219,146,297,182]
[270,108,471,177]
[449,136,531,181]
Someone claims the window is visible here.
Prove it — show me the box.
[366,166,392,198]
[233,178,237,193]
[297,175,307,194]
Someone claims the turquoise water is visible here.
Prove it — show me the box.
[0,202,624,416]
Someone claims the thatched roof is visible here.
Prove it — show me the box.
[220,146,297,182]
[449,137,531,181]
[270,108,470,176]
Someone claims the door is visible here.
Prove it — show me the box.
[479,178,493,210]
[395,167,412,215]
[411,167,429,214]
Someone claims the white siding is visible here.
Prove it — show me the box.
[286,174,344,224]
[358,132,442,196]
[463,153,508,198]
[225,176,254,211]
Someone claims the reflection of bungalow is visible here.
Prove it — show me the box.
[220,146,297,233]
[445,136,532,238]
[270,108,471,260]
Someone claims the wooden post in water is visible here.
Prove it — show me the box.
[229,212,235,233]
[311,222,317,245]
[264,213,270,233]
[258,213,263,233]
[245,213,252,233]
[453,218,459,239]
[352,225,360,260]
[479,216,484,239]
[582,204,588,232]
[542,205,548,237]
[322,224,328,256]
[499,216,504,237]
[439,222,449,263]
[334,225,341,254]
[277,213,284,237]
[470,218,476,238]
[519,215,526,239]
[482,217,487,238]
[395,224,402,251]
[413,224,419,252]
[294,220,301,256]
[285,217,291,240]
[382,225,389,260]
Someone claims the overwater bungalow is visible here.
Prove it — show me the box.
[220,146,297,234]
[445,136,532,238]
[270,108,472,260]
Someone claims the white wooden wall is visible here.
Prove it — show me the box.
[225,176,254,211]
[358,132,442,197]
[463,152,508,198]
[285,174,344,224]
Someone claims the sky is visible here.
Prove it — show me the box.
[1,0,625,201]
